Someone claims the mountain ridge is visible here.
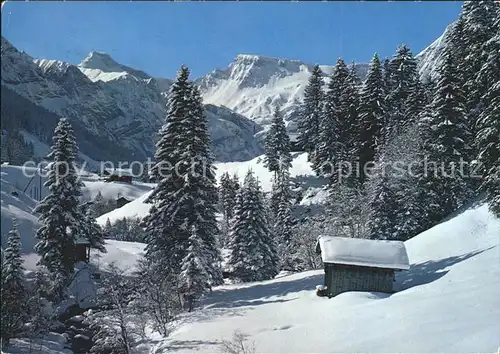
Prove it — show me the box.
[1,21,450,162]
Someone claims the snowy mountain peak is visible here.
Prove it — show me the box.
[79,51,150,79]
[228,54,312,88]
[80,51,122,70]
[34,59,72,74]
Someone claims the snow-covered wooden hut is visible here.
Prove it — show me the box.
[102,168,133,184]
[75,238,91,263]
[315,236,410,297]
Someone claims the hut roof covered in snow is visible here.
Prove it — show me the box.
[103,168,133,177]
[316,236,410,270]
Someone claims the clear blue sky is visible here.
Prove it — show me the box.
[2,1,463,79]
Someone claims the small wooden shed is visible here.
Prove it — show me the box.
[75,238,91,263]
[103,168,133,184]
[315,236,410,298]
[116,196,131,208]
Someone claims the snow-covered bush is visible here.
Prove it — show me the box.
[220,330,256,354]
[133,260,182,337]
[85,263,135,354]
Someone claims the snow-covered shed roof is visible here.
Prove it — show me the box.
[316,236,410,270]
[75,237,90,245]
[103,168,133,177]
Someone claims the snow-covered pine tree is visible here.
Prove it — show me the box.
[144,66,192,273]
[366,164,398,240]
[311,98,337,177]
[385,45,418,139]
[264,105,292,178]
[313,58,359,186]
[144,66,222,285]
[91,191,105,215]
[80,201,106,253]
[187,85,223,286]
[475,29,500,217]
[421,51,471,221]
[227,173,262,282]
[227,170,278,282]
[349,61,362,87]
[387,124,428,240]
[178,225,211,312]
[144,66,191,274]
[34,118,85,280]
[219,172,238,221]
[272,168,297,271]
[403,78,426,128]
[460,0,498,113]
[219,172,239,246]
[1,219,26,349]
[103,218,113,239]
[344,63,362,167]
[382,57,393,98]
[298,64,324,155]
[358,53,386,183]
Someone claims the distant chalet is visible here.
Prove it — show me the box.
[102,168,133,184]
[315,236,410,298]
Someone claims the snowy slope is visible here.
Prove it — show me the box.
[1,169,40,252]
[0,165,153,205]
[20,131,101,171]
[96,152,316,224]
[154,203,500,353]
[216,152,313,192]
[0,164,153,255]
[22,239,145,277]
[416,22,456,81]
[96,190,153,225]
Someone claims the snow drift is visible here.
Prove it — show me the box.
[154,202,500,353]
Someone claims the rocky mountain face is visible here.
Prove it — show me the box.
[1,24,448,163]
[415,22,454,82]
[1,37,262,163]
[197,54,369,132]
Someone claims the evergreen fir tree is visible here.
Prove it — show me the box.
[475,31,500,217]
[313,58,359,185]
[144,66,222,285]
[103,218,113,239]
[80,201,106,253]
[1,219,26,349]
[227,170,278,282]
[264,105,292,177]
[403,78,426,128]
[219,172,240,246]
[385,45,418,138]
[358,53,386,183]
[382,57,393,98]
[461,0,498,112]
[272,168,296,271]
[34,118,85,279]
[366,166,398,240]
[178,225,211,312]
[297,64,324,154]
[187,85,223,285]
[421,51,471,220]
[349,61,362,87]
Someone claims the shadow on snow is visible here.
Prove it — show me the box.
[396,246,495,291]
